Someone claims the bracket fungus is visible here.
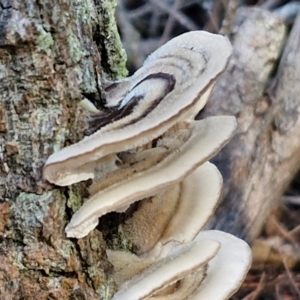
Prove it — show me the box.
[43,30,232,186]
[110,231,251,300]
[43,31,252,299]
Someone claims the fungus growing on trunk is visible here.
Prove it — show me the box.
[43,30,251,300]
[64,117,236,239]
[43,31,232,186]
[110,231,251,300]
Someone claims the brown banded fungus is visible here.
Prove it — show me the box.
[43,31,232,186]
[43,31,252,299]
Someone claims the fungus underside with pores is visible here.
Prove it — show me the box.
[43,31,252,299]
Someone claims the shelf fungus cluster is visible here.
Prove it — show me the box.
[43,31,252,299]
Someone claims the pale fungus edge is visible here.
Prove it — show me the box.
[65,116,237,239]
[42,31,232,186]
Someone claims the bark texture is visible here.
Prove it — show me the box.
[1,1,300,299]
[0,0,126,299]
[201,8,300,243]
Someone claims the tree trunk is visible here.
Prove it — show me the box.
[0,0,127,298]
[1,1,300,299]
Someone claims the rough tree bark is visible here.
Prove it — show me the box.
[1,1,300,299]
[0,0,127,299]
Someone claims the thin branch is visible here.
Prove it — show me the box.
[280,250,300,299]
[150,0,199,31]
[204,0,223,33]
[282,195,300,206]
[159,0,181,45]
[220,0,239,35]
[241,273,266,300]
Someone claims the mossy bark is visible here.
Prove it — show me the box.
[0,0,126,298]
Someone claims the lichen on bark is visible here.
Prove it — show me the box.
[95,0,128,79]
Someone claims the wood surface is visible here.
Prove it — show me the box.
[201,8,300,243]
[1,1,300,298]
